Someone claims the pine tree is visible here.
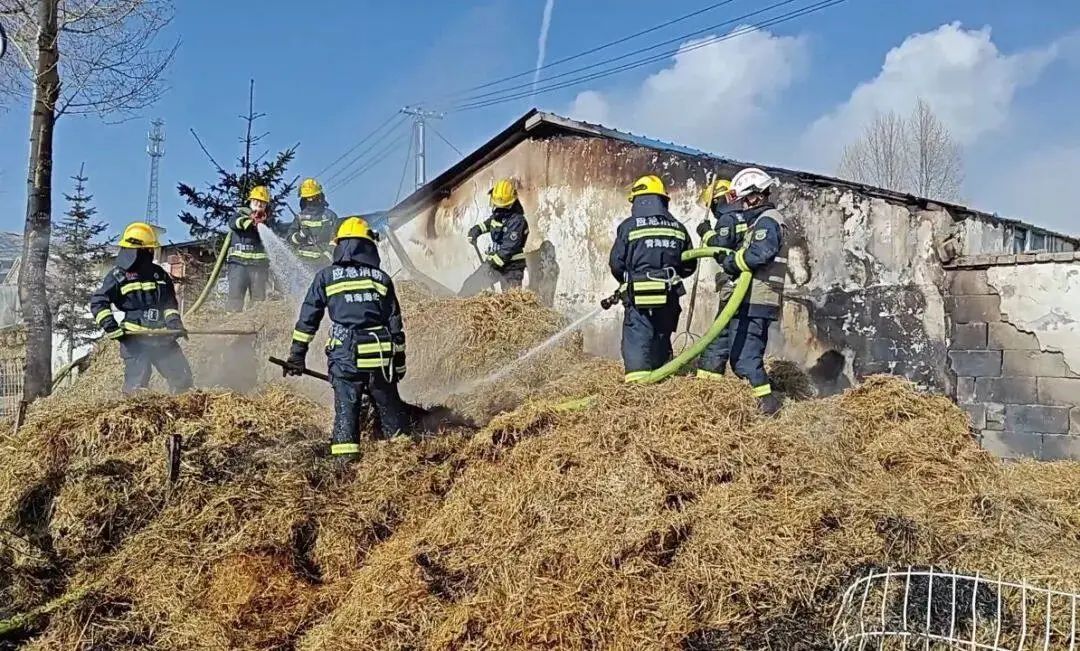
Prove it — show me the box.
[178,80,297,238]
[50,164,110,363]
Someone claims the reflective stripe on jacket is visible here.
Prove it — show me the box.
[732,206,788,319]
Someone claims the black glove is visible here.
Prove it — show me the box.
[283,353,306,377]
[393,352,406,381]
[166,319,187,340]
[467,225,482,243]
[721,254,741,277]
[695,220,712,237]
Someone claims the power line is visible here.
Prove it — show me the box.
[429,125,465,157]
[325,118,408,186]
[450,0,846,113]
[330,131,410,192]
[443,0,806,109]
[431,0,742,101]
[395,131,416,204]
[315,112,402,179]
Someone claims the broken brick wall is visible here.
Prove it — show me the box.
[947,252,1080,460]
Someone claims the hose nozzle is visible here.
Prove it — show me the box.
[600,290,622,310]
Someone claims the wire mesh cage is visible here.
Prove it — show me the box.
[833,566,1079,650]
[0,355,24,418]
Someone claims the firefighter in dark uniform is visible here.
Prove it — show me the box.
[717,167,788,415]
[90,222,194,394]
[288,178,339,271]
[282,216,408,460]
[459,178,529,296]
[609,175,697,383]
[226,185,279,312]
[694,178,749,380]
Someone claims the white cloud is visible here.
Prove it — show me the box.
[804,23,1058,165]
[566,27,807,152]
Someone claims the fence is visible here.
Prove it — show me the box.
[0,355,23,419]
[833,566,1079,650]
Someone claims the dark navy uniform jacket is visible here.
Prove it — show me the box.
[469,201,529,272]
[289,238,405,376]
[90,249,183,339]
[701,202,748,252]
[608,194,697,308]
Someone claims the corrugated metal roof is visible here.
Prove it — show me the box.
[388,110,1077,243]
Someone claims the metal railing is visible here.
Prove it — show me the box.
[833,566,1079,650]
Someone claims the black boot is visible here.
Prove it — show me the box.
[758,393,782,416]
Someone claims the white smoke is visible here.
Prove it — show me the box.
[531,0,556,100]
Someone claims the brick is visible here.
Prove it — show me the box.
[948,351,1002,377]
[956,377,975,404]
[979,430,1041,459]
[1072,408,1080,435]
[994,255,1014,265]
[1003,351,1072,377]
[947,295,1001,324]
[1035,252,1053,263]
[985,403,1005,431]
[1015,253,1037,264]
[961,404,986,429]
[975,377,1037,404]
[986,322,1039,350]
[1041,435,1080,461]
[951,323,987,349]
[1052,252,1076,263]
[1037,377,1080,407]
[1005,405,1071,434]
[947,269,991,295]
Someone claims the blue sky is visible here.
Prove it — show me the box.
[1,0,1078,241]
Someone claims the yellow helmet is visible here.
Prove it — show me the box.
[628,174,668,201]
[248,185,271,203]
[334,216,373,243]
[119,222,159,249]
[699,178,733,207]
[299,178,323,199]
[489,178,517,208]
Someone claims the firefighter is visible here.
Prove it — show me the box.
[282,216,408,460]
[717,167,788,415]
[609,175,697,382]
[694,178,748,380]
[288,178,339,270]
[90,222,194,394]
[459,178,529,296]
[226,185,277,312]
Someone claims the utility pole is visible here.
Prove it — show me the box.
[400,106,444,190]
[145,118,165,224]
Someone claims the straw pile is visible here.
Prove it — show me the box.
[1,287,1078,650]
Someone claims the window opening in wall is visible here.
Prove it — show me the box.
[1029,230,1046,252]
[1012,227,1028,253]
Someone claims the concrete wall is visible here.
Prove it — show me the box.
[392,134,1059,394]
[946,252,1080,460]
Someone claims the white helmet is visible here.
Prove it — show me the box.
[731,167,777,199]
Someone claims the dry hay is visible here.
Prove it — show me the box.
[399,289,590,422]
[2,286,1079,649]
[297,376,1080,650]
[1,385,472,650]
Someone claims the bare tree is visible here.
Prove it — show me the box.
[838,110,908,193]
[906,99,964,200]
[0,0,177,402]
[837,99,964,202]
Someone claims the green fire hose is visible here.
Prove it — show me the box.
[183,232,231,319]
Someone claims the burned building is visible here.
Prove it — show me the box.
[384,110,1080,459]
